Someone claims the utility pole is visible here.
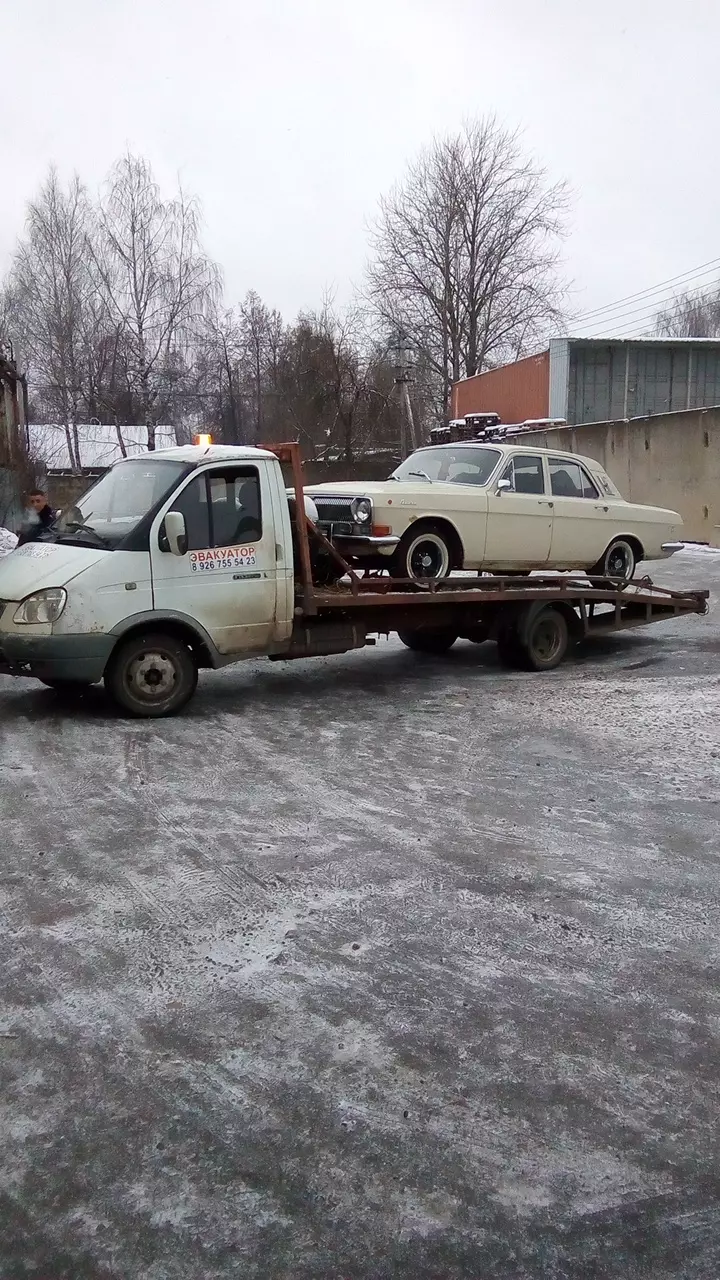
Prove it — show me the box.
[391,334,417,457]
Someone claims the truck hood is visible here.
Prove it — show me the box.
[0,543,109,601]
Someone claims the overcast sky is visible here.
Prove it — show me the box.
[4,0,719,335]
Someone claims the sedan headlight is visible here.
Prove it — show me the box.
[350,497,372,524]
[14,588,67,625]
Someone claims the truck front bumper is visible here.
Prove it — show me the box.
[0,633,115,684]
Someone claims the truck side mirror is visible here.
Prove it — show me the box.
[164,511,187,556]
[496,477,512,495]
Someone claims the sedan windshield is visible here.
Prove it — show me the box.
[54,458,190,549]
[391,447,501,486]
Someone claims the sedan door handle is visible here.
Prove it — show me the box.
[538,499,554,508]
[594,505,609,512]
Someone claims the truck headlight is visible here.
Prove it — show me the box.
[13,588,67,625]
[351,497,372,524]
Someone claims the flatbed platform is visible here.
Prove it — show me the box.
[267,440,709,672]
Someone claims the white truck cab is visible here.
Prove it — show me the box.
[0,445,298,714]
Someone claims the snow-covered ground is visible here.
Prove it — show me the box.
[0,554,718,1276]
[680,540,720,556]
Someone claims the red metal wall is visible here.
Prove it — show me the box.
[451,350,550,424]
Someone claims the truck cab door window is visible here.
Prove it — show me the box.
[163,475,210,551]
[208,469,262,546]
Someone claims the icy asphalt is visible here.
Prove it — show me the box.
[0,551,719,1280]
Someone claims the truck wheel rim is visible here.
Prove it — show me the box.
[407,534,450,579]
[533,618,564,662]
[606,541,633,578]
[127,651,177,701]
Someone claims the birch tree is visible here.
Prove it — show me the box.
[3,169,95,469]
[367,117,569,414]
[656,286,720,338]
[94,154,220,448]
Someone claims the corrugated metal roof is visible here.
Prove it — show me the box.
[562,335,720,347]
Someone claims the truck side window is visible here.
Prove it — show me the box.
[167,475,210,550]
[209,468,262,546]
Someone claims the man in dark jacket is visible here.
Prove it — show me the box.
[17,490,56,546]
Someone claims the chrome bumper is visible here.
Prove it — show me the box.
[661,542,685,554]
[334,534,400,550]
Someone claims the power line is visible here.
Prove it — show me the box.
[572,256,720,325]
[569,287,720,336]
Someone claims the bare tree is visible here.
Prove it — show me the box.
[298,300,403,465]
[239,291,285,443]
[93,153,220,449]
[656,286,720,338]
[367,117,569,414]
[3,169,96,469]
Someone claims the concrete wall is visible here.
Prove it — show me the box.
[508,405,720,544]
[46,472,104,511]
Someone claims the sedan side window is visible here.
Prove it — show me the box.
[550,459,600,500]
[501,454,545,494]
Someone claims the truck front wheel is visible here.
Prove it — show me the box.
[105,632,198,718]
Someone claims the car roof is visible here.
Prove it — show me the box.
[416,442,604,467]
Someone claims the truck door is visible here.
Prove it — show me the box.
[150,462,280,655]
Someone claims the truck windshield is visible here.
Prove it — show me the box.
[391,447,501,486]
[54,458,190,549]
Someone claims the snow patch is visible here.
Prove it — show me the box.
[0,528,17,557]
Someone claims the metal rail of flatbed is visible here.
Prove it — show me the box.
[265,441,709,633]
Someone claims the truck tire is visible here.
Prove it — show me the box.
[517,606,569,672]
[397,628,458,654]
[104,631,198,718]
[392,525,453,580]
[590,538,637,586]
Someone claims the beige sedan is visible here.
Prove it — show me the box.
[305,443,683,580]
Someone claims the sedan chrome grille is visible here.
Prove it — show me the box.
[311,497,355,523]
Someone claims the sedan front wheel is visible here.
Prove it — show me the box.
[392,526,453,581]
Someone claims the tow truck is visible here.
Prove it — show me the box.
[0,441,708,717]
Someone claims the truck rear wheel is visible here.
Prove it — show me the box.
[397,628,458,654]
[105,632,198,718]
[518,606,569,671]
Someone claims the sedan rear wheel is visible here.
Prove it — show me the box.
[590,538,637,585]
